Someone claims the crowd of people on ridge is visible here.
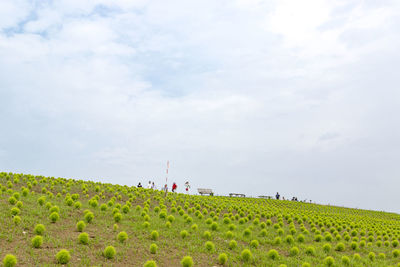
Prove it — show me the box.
[137,181,191,194]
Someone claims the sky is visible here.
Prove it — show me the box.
[1,0,400,213]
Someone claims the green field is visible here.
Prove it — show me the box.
[1,172,399,266]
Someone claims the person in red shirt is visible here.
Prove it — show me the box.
[172,182,177,192]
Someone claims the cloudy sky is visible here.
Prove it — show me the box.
[1,0,400,213]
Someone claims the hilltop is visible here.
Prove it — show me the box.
[0,172,400,266]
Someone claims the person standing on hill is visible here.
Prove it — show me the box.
[172,182,177,192]
[163,184,168,196]
[184,181,190,193]
[276,192,280,200]
[137,182,142,188]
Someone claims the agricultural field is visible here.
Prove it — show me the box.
[0,172,400,267]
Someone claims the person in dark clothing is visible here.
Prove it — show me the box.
[137,182,142,188]
[276,192,280,200]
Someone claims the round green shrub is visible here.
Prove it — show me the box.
[117,231,128,243]
[12,192,20,200]
[241,249,252,262]
[393,249,400,258]
[76,220,86,232]
[10,207,20,216]
[122,204,130,214]
[159,211,167,219]
[274,236,282,245]
[49,206,60,213]
[341,256,350,265]
[78,232,89,245]
[113,212,122,223]
[103,246,116,259]
[3,254,17,267]
[353,253,361,261]
[250,239,259,248]
[302,263,311,267]
[205,241,215,251]
[144,260,157,267]
[323,243,331,253]
[305,246,316,256]
[181,256,194,267]
[56,249,71,264]
[315,234,323,242]
[180,230,188,239]
[32,235,43,248]
[203,231,211,239]
[267,249,279,260]
[297,234,305,243]
[335,242,345,251]
[218,253,228,265]
[13,216,21,225]
[34,224,46,235]
[229,239,237,249]
[8,197,17,205]
[378,253,385,260]
[167,215,175,222]
[285,235,294,244]
[82,210,93,222]
[243,228,251,238]
[16,201,23,208]
[368,252,375,261]
[49,212,59,223]
[289,246,299,256]
[259,229,267,237]
[150,243,158,254]
[74,201,82,209]
[147,230,157,240]
[323,256,335,266]
[210,222,218,231]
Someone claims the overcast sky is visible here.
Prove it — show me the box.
[1,0,400,213]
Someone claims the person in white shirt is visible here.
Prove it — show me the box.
[184,181,190,194]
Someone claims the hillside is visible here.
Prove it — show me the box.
[1,172,399,266]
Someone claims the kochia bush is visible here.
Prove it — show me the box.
[56,249,71,264]
[32,235,43,248]
[241,249,252,262]
[34,224,46,235]
[181,256,194,267]
[76,221,86,232]
[78,232,89,245]
[117,231,128,243]
[103,246,116,259]
[3,254,17,267]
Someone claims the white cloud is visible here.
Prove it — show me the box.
[1,0,400,212]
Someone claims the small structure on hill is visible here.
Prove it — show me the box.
[229,193,245,197]
[197,188,214,196]
[258,195,273,199]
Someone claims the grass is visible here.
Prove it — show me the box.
[0,171,400,266]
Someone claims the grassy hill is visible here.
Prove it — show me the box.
[0,172,399,266]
